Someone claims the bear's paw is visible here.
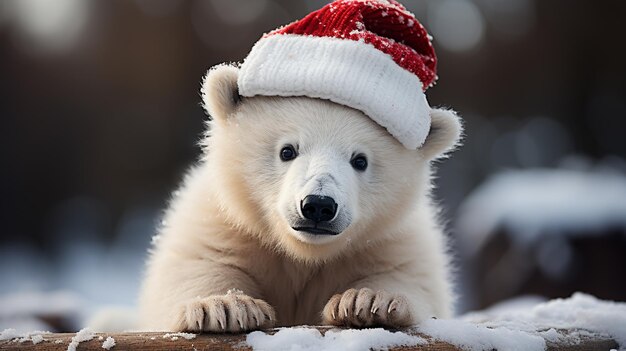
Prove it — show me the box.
[172,292,275,332]
[322,288,412,328]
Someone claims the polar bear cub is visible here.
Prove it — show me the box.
[138,65,462,332]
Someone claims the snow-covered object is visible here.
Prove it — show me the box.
[101,336,115,350]
[237,0,437,149]
[457,169,626,256]
[246,327,425,351]
[417,293,626,351]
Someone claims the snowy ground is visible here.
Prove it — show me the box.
[5,293,622,351]
[425,293,626,351]
[246,327,426,351]
[244,293,626,351]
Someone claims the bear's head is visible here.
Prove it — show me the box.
[201,65,462,263]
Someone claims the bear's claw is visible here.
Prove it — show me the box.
[322,288,412,328]
[173,292,275,332]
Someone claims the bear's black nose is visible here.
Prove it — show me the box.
[301,195,337,223]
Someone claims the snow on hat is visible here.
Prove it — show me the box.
[238,0,437,149]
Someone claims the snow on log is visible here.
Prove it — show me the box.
[0,327,618,351]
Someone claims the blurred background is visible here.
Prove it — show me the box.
[1,0,625,332]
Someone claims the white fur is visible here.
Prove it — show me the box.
[138,65,462,332]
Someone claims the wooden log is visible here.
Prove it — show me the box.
[0,327,618,351]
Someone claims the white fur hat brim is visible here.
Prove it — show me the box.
[237,34,431,150]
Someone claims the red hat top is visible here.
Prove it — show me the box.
[271,0,437,91]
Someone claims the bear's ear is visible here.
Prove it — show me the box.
[201,64,241,122]
[418,108,463,160]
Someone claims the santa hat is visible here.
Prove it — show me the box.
[238,0,437,149]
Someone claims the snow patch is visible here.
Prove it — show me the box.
[538,328,561,343]
[102,336,115,350]
[418,319,545,351]
[31,334,44,344]
[0,329,50,344]
[461,293,626,350]
[67,327,95,351]
[0,328,20,341]
[162,332,196,340]
[246,327,425,351]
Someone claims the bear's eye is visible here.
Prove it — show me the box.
[351,154,368,171]
[280,145,297,161]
